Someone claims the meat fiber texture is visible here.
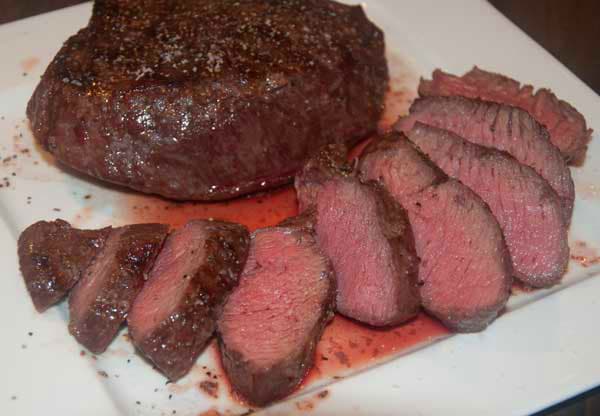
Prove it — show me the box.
[69,223,168,354]
[18,220,111,312]
[419,67,592,165]
[359,133,512,332]
[406,123,569,288]
[217,221,335,406]
[295,145,421,327]
[395,95,574,224]
[27,0,388,201]
[128,220,249,381]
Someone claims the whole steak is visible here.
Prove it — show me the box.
[27,0,388,201]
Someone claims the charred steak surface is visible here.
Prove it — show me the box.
[128,220,249,381]
[217,221,335,406]
[69,223,168,354]
[18,220,112,313]
[27,0,388,201]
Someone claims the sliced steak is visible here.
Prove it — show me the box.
[69,224,168,353]
[406,123,569,287]
[419,67,592,164]
[27,0,388,201]
[128,220,249,381]
[17,220,111,312]
[217,222,335,406]
[395,95,575,223]
[359,133,512,332]
[295,145,420,326]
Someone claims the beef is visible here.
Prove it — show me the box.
[17,220,111,312]
[69,223,168,353]
[295,145,420,326]
[419,67,592,164]
[128,220,249,381]
[27,0,388,201]
[395,95,575,223]
[406,123,569,288]
[359,133,512,332]
[217,221,335,406]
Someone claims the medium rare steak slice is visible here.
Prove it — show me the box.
[295,144,420,326]
[128,220,249,381]
[360,133,512,332]
[407,123,569,287]
[217,222,335,406]
[395,95,575,223]
[18,220,111,312]
[419,67,592,164]
[69,224,168,354]
[27,0,388,201]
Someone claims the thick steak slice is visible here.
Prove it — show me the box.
[295,144,420,326]
[407,123,569,287]
[419,67,592,164]
[395,95,575,223]
[217,222,335,406]
[17,220,111,312]
[27,0,387,201]
[128,220,249,381]
[69,224,168,353]
[359,133,512,332]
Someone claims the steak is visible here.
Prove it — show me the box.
[359,133,512,332]
[406,123,569,287]
[27,0,388,201]
[296,145,420,326]
[217,221,335,406]
[69,223,168,353]
[128,220,249,381]
[395,95,575,223]
[419,67,592,164]
[17,220,111,312]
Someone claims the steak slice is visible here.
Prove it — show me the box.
[395,95,575,223]
[17,220,111,312]
[69,223,168,353]
[419,67,592,164]
[128,220,249,381]
[27,0,388,201]
[295,145,420,326]
[217,221,335,406]
[359,133,512,332]
[407,123,569,287]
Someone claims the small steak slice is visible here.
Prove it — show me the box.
[295,144,420,326]
[217,222,335,406]
[69,224,168,354]
[18,219,111,312]
[407,123,569,287]
[315,178,420,326]
[419,67,592,164]
[359,133,512,332]
[128,220,249,381]
[395,95,575,223]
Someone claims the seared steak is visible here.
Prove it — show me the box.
[217,221,335,406]
[395,95,574,223]
[69,224,168,354]
[407,123,569,287]
[296,145,420,326]
[18,220,111,312]
[419,67,592,164]
[27,0,388,201]
[128,220,249,381]
[360,133,512,332]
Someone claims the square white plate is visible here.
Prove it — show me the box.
[1,1,600,415]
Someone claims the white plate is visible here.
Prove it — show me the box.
[1,1,600,415]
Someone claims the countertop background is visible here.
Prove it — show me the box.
[1,1,599,415]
